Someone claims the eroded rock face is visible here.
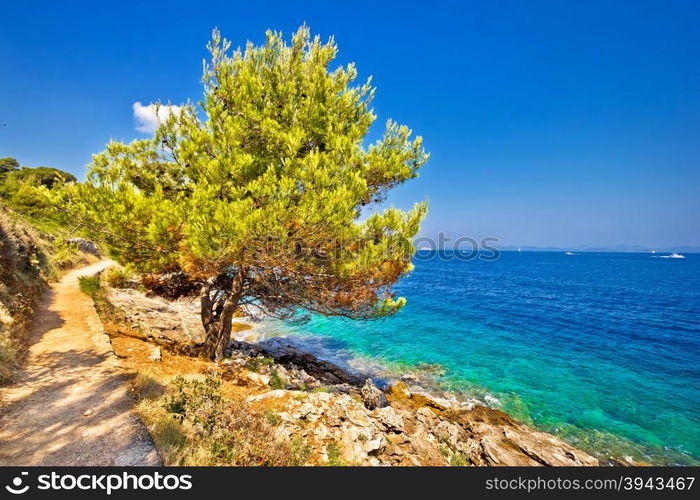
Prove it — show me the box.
[374,406,404,433]
[235,339,365,386]
[106,288,205,346]
[274,392,388,465]
[444,405,598,466]
[360,378,388,410]
[266,381,599,466]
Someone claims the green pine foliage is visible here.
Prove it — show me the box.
[58,26,429,358]
[0,157,20,174]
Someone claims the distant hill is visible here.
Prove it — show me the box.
[0,159,76,220]
[499,245,700,254]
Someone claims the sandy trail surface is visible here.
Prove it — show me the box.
[0,260,160,465]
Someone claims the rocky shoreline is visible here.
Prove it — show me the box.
[104,286,605,466]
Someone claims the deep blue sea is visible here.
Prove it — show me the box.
[261,251,700,465]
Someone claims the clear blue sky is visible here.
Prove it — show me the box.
[1,0,698,248]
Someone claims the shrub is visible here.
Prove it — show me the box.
[51,238,80,270]
[269,369,285,389]
[161,374,301,466]
[450,452,468,466]
[326,441,346,466]
[263,410,281,426]
[245,356,274,373]
[78,275,101,297]
[133,371,165,400]
[0,330,18,380]
[140,272,198,299]
[164,375,223,434]
[1,166,75,220]
[104,266,135,289]
[289,437,312,466]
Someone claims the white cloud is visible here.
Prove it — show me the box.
[132,101,183,134]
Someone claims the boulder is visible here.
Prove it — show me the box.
[148,347,162,362]
[360,378,388,410]
[373,406,404,433]
[66,238,99,256]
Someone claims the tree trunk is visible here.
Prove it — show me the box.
[200,273,244,360]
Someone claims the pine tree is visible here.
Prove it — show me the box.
[60,26,429,359]
[0,157,20,174]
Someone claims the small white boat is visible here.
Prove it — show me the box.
[564,251,574,256]
[658,252,686,259]
[418,246,432,251]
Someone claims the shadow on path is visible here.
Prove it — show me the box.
[0,260,160,466]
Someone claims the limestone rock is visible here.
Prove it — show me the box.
[148,347,162,362]
[245,372,271,387]
[433,420,466,449]
[360,378,387,410]
[373,406,404,433]
[106,288,205,345]
[400,373,420,383]
[66,238,99,256]
[246,389,291,403]
[442,406,599,466]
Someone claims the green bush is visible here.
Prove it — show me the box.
[51,238,80,271]
[326,441,346,466]
[263,410,281,426]
[269,369,285,389]
[164,375,223,435]
[103,266,135,289]
[450,452,468,466]
[78,275,101,297]
[1,164,77,232]
[245,356,274,373]
[0,157,20,174]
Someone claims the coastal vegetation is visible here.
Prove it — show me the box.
[0,157,76,230]
[58,26,429,359]
[0,206,95,381]
[0,160,92,381]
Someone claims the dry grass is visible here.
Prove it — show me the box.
[130,367,308,466]
[133,371,166,400]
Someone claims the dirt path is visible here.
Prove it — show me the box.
[0,260,160,466]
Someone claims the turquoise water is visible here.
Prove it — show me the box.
[264,251,700,465]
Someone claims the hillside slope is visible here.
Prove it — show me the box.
[0,205,93,381]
